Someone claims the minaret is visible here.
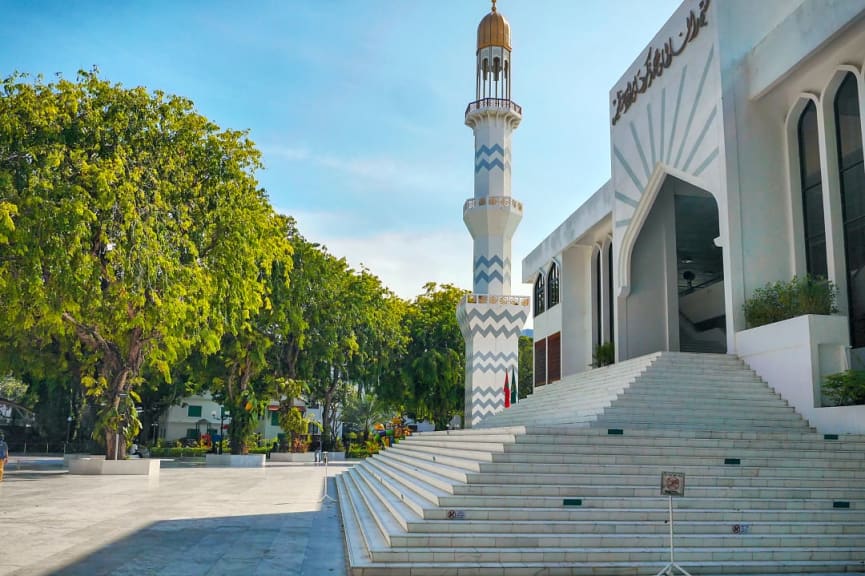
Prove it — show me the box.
[457,0,529,428]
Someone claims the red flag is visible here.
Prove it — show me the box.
[504,371,511,408]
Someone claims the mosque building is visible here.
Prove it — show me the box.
[523,0,865,433]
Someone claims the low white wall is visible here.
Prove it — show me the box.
[735,314,864,434]
[68,457,160,476]
[205,454,266,468]
[270,452,314,463]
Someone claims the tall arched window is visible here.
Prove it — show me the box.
[799,101,828,278]
[594,249,602,347]
[835,73,865,347]
[607,244,614,343]
[547,262,560,308]
[534,273,545,317]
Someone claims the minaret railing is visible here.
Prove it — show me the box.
[463,195,523,213]
[465,98,522,118]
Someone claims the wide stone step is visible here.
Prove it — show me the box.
[485,452,863,469]
[384,531,865,549]
[476,462,865,479]
[407,518,865,536]
[421,505,865,522]
[495,442,865,460]
[452,483,865,500]
[436,494,864,511]
[510,433,865,451]
[366,544,865,564]
[464,471,863,488]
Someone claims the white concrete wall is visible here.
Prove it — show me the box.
[561,245,592,376]
[736,314,863,433]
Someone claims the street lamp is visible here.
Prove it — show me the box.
[151,421,159,445]
[23,423,31,457]
[218,407,230,455]
[65,415,73,454]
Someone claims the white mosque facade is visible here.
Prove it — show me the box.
[524,0,865,434]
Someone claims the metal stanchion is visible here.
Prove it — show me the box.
[319,451,335,503]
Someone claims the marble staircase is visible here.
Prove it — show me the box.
[337,352,865,575]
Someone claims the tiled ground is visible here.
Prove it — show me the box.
[0,458,352,576]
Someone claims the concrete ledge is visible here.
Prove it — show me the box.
[205,453,266,467]
[68,457,160,476]
[63,454,105,468]
[270,452,315,463]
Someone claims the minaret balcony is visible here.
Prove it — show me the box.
[461,294,529,306]
[463,195,523,213]
[465,98,522,128]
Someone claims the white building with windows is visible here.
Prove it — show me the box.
[525,0,865,433]
[158,393,323,446]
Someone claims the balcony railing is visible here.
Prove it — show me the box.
[465,98,522,118]
[460,294,530,307]
[464,196,523,212]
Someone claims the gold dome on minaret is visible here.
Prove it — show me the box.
[477,0,511,52]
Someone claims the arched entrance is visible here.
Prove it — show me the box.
[621,174,726,357]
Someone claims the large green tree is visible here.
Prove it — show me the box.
[399,283,467,429]
[0,71,289,458]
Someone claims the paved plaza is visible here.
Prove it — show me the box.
[0,458,351,576]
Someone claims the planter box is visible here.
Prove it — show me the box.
[68,457,160,476]
[269,452,315,463]
[205,453,266,468]
[735,314,864,434]
[63,454,104,468]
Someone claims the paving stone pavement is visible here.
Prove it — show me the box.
[0,457,352,576]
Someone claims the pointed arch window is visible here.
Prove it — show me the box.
[534,273,545,317]
[834,73,865,347]
[798,101,828,278]
[547,262,560,308]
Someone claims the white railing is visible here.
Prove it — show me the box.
[464,196,523,212]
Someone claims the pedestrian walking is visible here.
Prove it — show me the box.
[0,433,8,481]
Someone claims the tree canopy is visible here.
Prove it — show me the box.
[0,71,290,456]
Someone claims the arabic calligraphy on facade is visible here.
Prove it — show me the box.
[611,0,710,126]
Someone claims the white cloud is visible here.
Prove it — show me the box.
[263,143,463,196]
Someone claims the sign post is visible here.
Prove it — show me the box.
[655,471,692,576]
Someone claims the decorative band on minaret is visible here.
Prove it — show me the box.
[457,0,528,428]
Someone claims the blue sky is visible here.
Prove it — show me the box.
[1,0,681,303]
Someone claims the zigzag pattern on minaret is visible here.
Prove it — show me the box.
[470,350,519,373]
[474,144,512,173]
[462,307,527,326]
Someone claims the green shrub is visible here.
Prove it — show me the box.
[591,342,615,368]
[823,370,865,406]
[743,275,838,329]
[347,445,371,459]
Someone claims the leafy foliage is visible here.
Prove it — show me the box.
[399,283,468,429]
[0,70,289,457]
[517,335,533,399]
[743,275,838,329]
[823,370,865,406]
[592,342,615,368]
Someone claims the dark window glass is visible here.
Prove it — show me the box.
[607,245,614,344]
[271,412,280,426]
[534,339,547,386]
[799,101,828,278]
[835,73,865,347]
[595,250,602,347]
[187,405,202,418]
[548,263,560,308]
[186,428,199,439]
[534,274,545,316]
[547,332,562,382]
